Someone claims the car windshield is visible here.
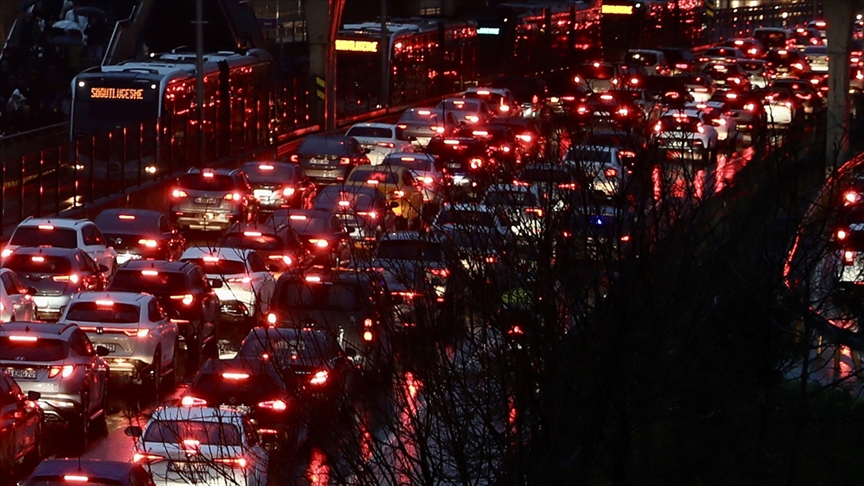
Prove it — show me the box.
[177,173,236,191]
[239,330,338,367]
[65,302,140,323]
[4,254,72,274]
[347,126,394,138]
[376,240,443,261]
[243,163,298,184]
[0,336,69,361]
[108,270,189,294]
[142,419,242,446]
[182,259,246,276]
[278,281,364,311]
[220,233,283,251]
[9,227,77,248]
[625,52,659,65]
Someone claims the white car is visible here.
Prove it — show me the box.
[762,91,795,126]
[653,109,719,163]
[179,247,275,324]
[686,101,738,146]
[436,97,494,125]
[59,291,179,392]
[345,122,415,165]
[381,152,445,205]
[2,217,118,277]
[463,86,521,117]
[128,406,269,486]
[564,145,628,197]
[0,268,36,322]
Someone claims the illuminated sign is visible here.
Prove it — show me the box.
[477,27,501,35]
[335,39,378,53]
[602,4,634,14]
[90,87,145,100]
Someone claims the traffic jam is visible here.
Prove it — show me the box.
[2,12,861,486]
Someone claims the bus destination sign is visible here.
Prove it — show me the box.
[90,87,145,100]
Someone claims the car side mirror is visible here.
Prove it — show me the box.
[27,287,37,295]
[96,345,111,356]
[106,237,118,247]
[27,390,41,401]
[261,431,277,444]
[363,147,372,154]
[344,347,358,358]
[209,279,223,289]
[98,264,110,273]
[390,201,400,209]
[267,264,279,273]
[125,425,143,437]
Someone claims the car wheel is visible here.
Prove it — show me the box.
[142,350,162,397]
[68,395,90,455]
[23,421,45,469]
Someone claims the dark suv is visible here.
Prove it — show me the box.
[265,268,390,369]
[169,167,257,232]
[107,260,221,371]
[291,134,370,184]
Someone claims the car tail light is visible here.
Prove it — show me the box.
[484,255,498,264]
[339,157,351,165]
[744,103,757,112]
[310,370,329,386]
[694,87,709,93]
[465,115,479,123]
[377,141,396,148]
[215,457,248,468]
[52,274,80,284]
[469,158,483,169]
[223,193,242,201]
[515,133,533,143]
[266,313,277,325]
[392,190,405,198]
[172,189,188,198]
[558,182,578,190]
[714,118,727,126]
[226,276,252,284]
[576,105,589,115]
[842,250,856,265]
[269,254,293,266]
[356,211,378,219]
[844,191,861,205]
[169,294,195,306]
[0,248,10,258]
[499,104,510,112]
[309,239,329,248]
[525,207,544,217]
[617,108,629,116]
[619,150,636,158]
[48,365,74,378]
[837,229,848,240]
[621,235,631,242]
[432,126,445,133]
[181,396,207,406]
[654,121,662,132]
[9,335,37,342]
[675,63,689,70]
[282,187,296,197]
[290,155,299,162]
[127,329,150,338]
[63,476,89,482]
[364,331,373,341]
[138,239,158,248]
[429,268,450,277]
[133,453,164,463]
[397,124,408,130]
[605,168,618,178]
[420,176,434,185]
[696,123,705,134]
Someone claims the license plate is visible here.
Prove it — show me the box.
[446,162,462,169]
[170,461,208,474]
[8,368,37,380]
[193,197,220,205]
[95,343,116,353]
[253,189,273,197]
[310,158,329,165]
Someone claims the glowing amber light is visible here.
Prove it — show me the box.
[602,4,634,15]
[335,39,378,52]
[90,87,144,100]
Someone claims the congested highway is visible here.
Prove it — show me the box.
[3,1,863,485]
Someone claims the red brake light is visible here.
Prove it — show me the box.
[52,274,80,284]
[215,457,248,468]
[63,476,89,483]
[310,370,329,386]
[837,229,848,240]
[339,157,351,165]
[290,155,299,162]
[180,396,207,406]
[133,453,164,464]
[138,239,158,248]
[605,168,618,178]
[48,365,74,378]
[258,399,287,411]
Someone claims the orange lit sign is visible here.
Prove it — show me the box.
[90,87,144,100]
[602,4,634,15]
[335,39,378,52]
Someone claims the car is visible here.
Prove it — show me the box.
[438,226,506,283]
[840,174,864,208]
[623,49,671,76]
[345,122,415,166]
[802,45,829,72]
[0,370,43,481]
[514,162,584,211]
[764,48,810,78]
[3,247,109,322]
[487,75,551,118]
[710,90,766,135]
[557,202,638,264]
[396,107,461,147]
[127,406,269,486]
[58,291,180,393]
[488,116,547,162]
[218,222,313,274]
[343,164,425,228]
[792,26,823,50]
[435,203,511,240]
[753,27,795,51]
[456,122,525,170]
[675,73,717,103]
[94,208,187,264]
[178,355,299,442]
[563,145,628,198]
[657,46,696,74]
[436,97,495,125]
[652,110,719,164]
[573,91,646,130]
[716,37,766,59]
[21,459,155,486]
[1,217,117,277]
[702,61,751,91]
[290,133,371,184]
[265,269,390,367]
[769,78,824,116]
[235,327,360,412]
[423,136,496,202]
[107,260,221,372]
[381,152,446,207]
[696,46,747,70]
[312,184,396,247]
[0,322,109,451]
[463,86,521,116]
[580,128,649,173]
[686,101,739,147]
[833,216,864,298]
[736,58,771,89]
[268,209,353,268]
[179,247,276,332]
[0,267,36,322]
[169,167,257,232]
[482,182,550,238]
[241,161,318,210]
[761,89,797,126]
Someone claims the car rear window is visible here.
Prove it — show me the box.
[347,126,394,139]
[376,240,444,261]
[0,336,69,361]
[347,169,399,185]
[483,190,539,207]
[438,210,496,228]
[4,254,72,274]
[220,233,282,251]
[189,369,284,401]
[10,227,77,248]
[298,136,347,153]
[278,281,364,311]
[142,420,242,446]
[239,330,338,367]
[518,168,573,184]
[242,163,298,183]
[27,478,122,486]
[177,173,237,191]
[567,148,613,163]
[94,211,161,233]
[625,52,659,65]
[384,156,434,171]
[108,270,189,294]
[579,64,614,79]
[399,109,439,123]
[65,302,140,323]
[182,259,246,276]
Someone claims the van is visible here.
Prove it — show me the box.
[623,49,671,76]
[753,27,795,51]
